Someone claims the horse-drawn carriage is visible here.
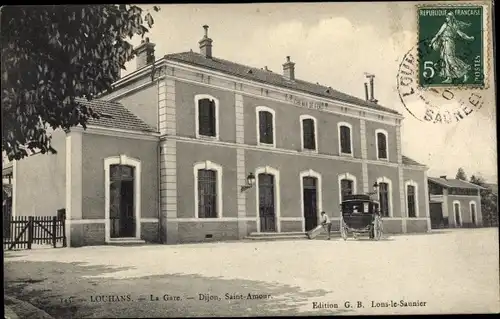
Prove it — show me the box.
[340,194,383,241]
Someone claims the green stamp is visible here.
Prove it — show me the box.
[418,6,484,88]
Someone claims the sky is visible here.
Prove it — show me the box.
[123,3,497,183]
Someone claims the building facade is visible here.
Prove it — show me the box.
[428,176,484,228]
[3,26,431,246]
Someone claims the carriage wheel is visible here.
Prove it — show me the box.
[373,216,383,241]
[340,218,348,241]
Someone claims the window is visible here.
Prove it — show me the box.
[470,201,477,226]
[379,182,389,217]
[449,188,479,196]
[341,179,353,200]
[405,180,419,218]
[256,106,276,147]
[429,182,444,195]
[195,95,219,139]
[377,177,393,217]
[407,185,416,217]
[194,161,223,219]
[338,122,353,155]
[338,173,357,204]
[453,201,462,227]
[300,115,317,151]
[375,129,388,160]
[197,169,217,218]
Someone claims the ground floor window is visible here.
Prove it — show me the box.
[407,185,416,217]
[341,179,353,200]
[470,201,477,226]
[194,161,223,219]
[453,201,461,227]
[379,182,389,217]
[197,169,217,218]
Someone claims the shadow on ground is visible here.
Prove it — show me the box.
[4,260,351,318]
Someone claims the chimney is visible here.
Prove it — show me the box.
[364,73,378,104]
[134,37,156,70]
[199,25,213,58]
[282,56,295,81]
[364,82,369,101]
[440,175,447,180]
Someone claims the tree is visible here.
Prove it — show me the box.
[470,174,498,227]
[455,167,467,181]
[1,5,160,161]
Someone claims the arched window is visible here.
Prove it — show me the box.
[469,201,477,226]
[405,180,419,218]
[453,200,462,227]
[195,94,219,139]
[377,177,393,217]
[338,122,353,155]
[194,161,223,218]
[375,129,389,160]
[338,173,357,203]
[300,115,318,151]
[256,106,276,147]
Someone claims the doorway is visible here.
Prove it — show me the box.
[430,203,445,229]
[109,165,136,238]
[303,176,318,232]
[258,173,276,232]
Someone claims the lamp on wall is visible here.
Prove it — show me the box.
[240,173,256,192]
[366,182,380,196]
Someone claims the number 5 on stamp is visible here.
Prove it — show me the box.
[418,5,485,88]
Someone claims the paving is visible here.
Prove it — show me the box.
[4,228,499,317]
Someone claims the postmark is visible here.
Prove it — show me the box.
[417,5,486,89]
[397,43,484,124]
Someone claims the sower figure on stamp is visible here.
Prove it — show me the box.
[320,211,332,240]
[429,12,475,84]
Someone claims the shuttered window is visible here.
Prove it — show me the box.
[259,111,274,144]
[407,185,416,217]
[198,98,216,137]
[340,125,351,154]
[377,132,388,159]
[302,118,316,150]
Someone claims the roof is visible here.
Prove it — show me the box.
[76,98,156,133]
[164,51,401,116]
[343,194,373,202]
[402,155,425,166]
[428,177,486,190]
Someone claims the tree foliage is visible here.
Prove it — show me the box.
[470,174,498,227]
[455,167,467,181]
[1,5,160,160]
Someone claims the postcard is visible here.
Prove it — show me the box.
[2,2,498,317]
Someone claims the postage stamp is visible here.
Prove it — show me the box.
[397,2,492,124]
[417,5,486,89]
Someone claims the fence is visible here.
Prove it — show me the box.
[3,216,66,250]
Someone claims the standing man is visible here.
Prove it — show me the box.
[320,211,332,240]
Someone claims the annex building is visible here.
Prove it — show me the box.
[4,26,430,246]
[428,176,484,229]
